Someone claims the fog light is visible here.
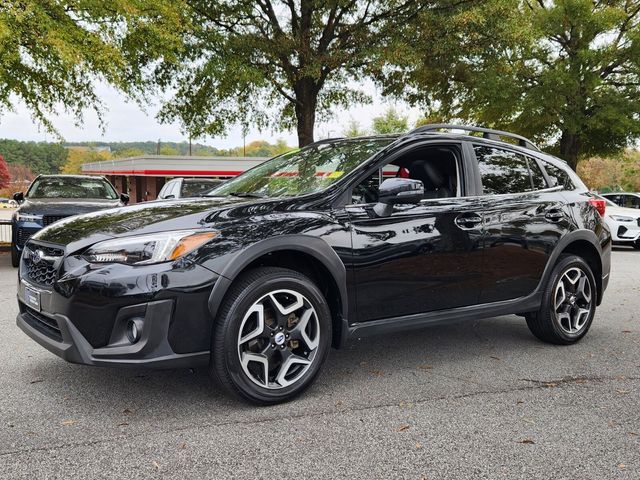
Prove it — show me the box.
[126,318,143,344]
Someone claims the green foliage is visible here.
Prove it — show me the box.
[155,1,430,146]
[0,0,187,136]
[343,119,368,138]
[62,148,111,174]
[578,149,640,192]
[0,138,67,174]
[371,107,408,134]
[383,0,640,168]
[226,140,293,158]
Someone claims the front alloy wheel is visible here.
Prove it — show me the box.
[211,267,331,404]
[238,289,320,389]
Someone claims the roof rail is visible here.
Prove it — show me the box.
[409,124,539,151]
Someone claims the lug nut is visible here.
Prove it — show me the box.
[280,345,285,349]
[271,344,276,348]
[285,334,290,338]
[270,332,274,336]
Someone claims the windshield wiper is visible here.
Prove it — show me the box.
[227,192,266,198]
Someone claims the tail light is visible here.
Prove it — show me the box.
[588,198,606,217]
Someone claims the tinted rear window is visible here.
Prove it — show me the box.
[474,145,544,195]
[181,180,221,197]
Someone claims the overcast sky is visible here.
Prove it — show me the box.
[0,81,422,149]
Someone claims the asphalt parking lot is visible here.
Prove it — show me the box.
[0,249,638,479]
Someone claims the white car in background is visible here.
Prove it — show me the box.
[596,195,640,249]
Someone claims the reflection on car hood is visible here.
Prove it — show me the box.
[18,198,122,216]
[32,196,256,252]
[604,203,640,218]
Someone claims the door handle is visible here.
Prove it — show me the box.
[544,208,564,221]
[455,213,483,230]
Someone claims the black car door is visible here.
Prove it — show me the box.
[345,141,485,323]
[473,144,568,303]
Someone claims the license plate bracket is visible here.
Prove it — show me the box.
[24,285,41,311]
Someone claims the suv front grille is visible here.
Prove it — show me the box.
[43,215,69,226]
[21,304,63,342]
[22,243,65,287]
[16,227,40,247]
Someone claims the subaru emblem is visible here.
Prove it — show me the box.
[31,249,43,264]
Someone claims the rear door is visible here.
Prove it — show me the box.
[473,144,568,303]
[346,141,485,322]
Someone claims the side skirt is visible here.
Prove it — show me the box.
[345,293,543,340]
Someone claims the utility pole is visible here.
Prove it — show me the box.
[156,138,161,155]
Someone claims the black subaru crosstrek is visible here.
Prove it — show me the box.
[16,125,611,404]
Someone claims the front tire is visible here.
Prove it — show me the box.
[526,255,597,345]
[11,243,20,268]
[633,240,640,250]
[210,267,331,405]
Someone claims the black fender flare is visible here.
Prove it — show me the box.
[206,234,348,330]
[534,228,606,302]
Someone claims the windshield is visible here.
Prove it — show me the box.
[207,138,393,198]
[27,177,118,200]
[181,179,222,197]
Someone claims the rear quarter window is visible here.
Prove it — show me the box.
[542,162,575,190]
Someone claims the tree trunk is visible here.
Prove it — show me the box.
[559,130,582,171]
[294,80,318,147]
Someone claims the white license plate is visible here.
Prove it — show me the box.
[24,286,41,311]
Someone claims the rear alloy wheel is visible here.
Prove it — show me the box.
[526,255,597,345]
[211,267,331,404]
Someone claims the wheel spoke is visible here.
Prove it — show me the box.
[557,311,571,332]
[238,303,265,345]
[576,275,591,303]
[269,291,304,316]
[555,280,566,311]
[574,307,590,330]
[241,352,270,387]
[290,309,319,351]
[275,353,311,387]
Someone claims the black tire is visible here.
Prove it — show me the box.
[210,267,331,405]
[633,240,640,250]
[11,243,20,268]
[526,255,597,345]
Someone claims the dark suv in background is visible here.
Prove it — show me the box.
[11,175,128,267]
[16,125,610,404]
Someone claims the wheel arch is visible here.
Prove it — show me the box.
[541,230,605,306]
[207,235,349,348]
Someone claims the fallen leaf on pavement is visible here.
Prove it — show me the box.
[397,424,410,432]
[617,389,631,395]
[123,408,134,415]
[489,356,501,361]
[622,330,632,333]
[180,442,187,449]
[415,442,423,449]
[517,439,535,445]
[61,420,76,426]
[628,432,638,436]
[416,364,433,370]
[152,461,160,470]
[29,379,44,384]
[370,369,385,377]
[618,464,626,470]
[543,382,558,388]
[117,422,129,427]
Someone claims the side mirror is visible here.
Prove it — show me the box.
[373,178,424,217]
[120,193,130,205]
[13,192,24,203]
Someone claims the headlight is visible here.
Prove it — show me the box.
[17,213,43,222]
[610,215,634,222]
[84,230,218,265]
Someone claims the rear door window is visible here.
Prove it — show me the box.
[474,145,541,194]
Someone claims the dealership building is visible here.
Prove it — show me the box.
[81,155,269,203]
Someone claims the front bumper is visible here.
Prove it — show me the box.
[16,251,219,368]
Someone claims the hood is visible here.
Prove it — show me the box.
[18,198,122,216]
[605,203,640,218]
[32,196,261,253]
